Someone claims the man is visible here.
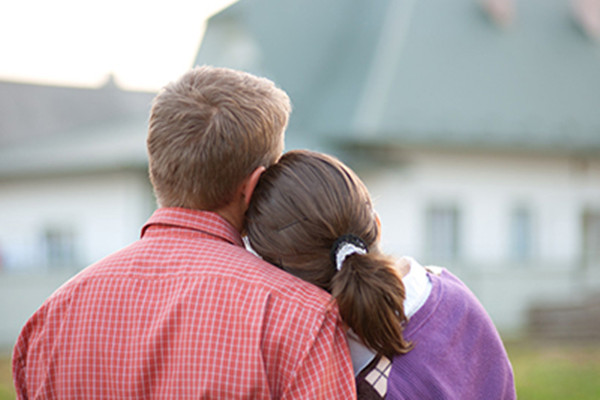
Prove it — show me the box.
[13,66,356,399]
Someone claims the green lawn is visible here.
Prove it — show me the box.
[1,342,599,399]
[507,342,600,400]
[0,354,13,400]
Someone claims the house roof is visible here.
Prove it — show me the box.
[0,118,149,179]
[0,76,153,146]
[0,77,154,177]
[195,0,600,155]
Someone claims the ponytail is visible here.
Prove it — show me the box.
[245,150,413,359]
[331,250,413,359]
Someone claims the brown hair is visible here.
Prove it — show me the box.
[147,66,291,210]
[246,150,412,359]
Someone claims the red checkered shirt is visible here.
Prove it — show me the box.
[13,208,356,399]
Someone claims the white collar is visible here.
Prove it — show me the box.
[401,257,432,318]
[347,256,432,375]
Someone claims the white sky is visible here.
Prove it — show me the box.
[0,0,236,91]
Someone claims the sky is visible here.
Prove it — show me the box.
[0,0,236,92]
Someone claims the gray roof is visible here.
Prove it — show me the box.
[0,76,153,146]
[195,0,600,155]
[0,118,149,179]
[0,77,154,176]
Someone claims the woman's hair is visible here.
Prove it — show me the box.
[147,65,291,210]
[246,150,412,359]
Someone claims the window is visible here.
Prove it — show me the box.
[510,206,534,262]
[42,227,76,269]
[426,206,460,262]
[582,210,600,267]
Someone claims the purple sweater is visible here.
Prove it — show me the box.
[386,269,516,399]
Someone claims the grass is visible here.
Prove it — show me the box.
[506,341,600,400]
[0,353,13,400]
[1,341,599,399]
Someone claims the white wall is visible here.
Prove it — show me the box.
[367,150,598,265]
[0,170,155,273]
[363,149,600,335]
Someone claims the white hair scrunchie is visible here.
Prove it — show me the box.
[335,242,367,271]
[331,234,368,271]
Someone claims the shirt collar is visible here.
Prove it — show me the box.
[401,257,433,318]
[141,207,244,247]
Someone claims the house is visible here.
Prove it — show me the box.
[195,0,600,336]
[0,78,155,347]
[1,0,598,348]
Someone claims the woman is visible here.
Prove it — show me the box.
[245,150,516,399]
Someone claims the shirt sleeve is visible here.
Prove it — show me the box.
[12,331,28,400]
[12,306,43,400]
[281,307,357,400]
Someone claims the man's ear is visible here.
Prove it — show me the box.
[241,166,266,208]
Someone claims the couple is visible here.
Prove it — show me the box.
[13,67,515,399]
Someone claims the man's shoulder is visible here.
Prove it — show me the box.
[225,245,335,311]
[49,238,335,318]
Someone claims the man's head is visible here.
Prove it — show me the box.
[147,66,291,211]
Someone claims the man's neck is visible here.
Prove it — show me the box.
[214,199,245,233]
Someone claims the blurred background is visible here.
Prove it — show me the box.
[1,0,600,398]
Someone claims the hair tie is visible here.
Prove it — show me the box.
[330,234,368,271]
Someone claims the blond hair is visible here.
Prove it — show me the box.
[246,150,412,359]
[147,66,291,210]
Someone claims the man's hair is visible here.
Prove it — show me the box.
[147,66,291,210]
[246,150,412,359]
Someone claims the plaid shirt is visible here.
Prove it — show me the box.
[13,208,356,399]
